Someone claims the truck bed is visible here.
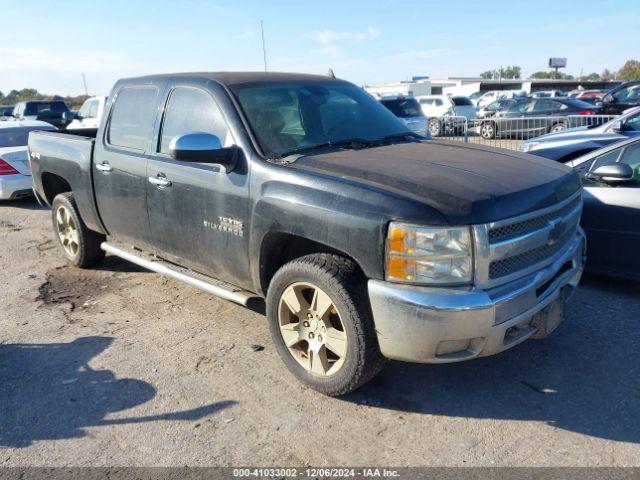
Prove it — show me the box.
[29,129,105,234]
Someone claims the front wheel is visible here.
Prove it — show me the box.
[266,254,385,396]
[550,122,567,133]
[51,192,105,267]
[428,118,442,137]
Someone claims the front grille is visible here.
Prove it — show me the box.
[484,193,582,281]
[489,229,575,279]
[488,196,582,243]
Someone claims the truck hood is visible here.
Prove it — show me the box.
[288,141,581,225]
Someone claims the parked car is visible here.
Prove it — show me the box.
[0,105,14,118]
[0,120,56,199]
[66,96,108,130]
[531,90,566,98]
[475,90,526,108]
[478,98,601,140]
[476,98,517,119]
[417,95,476,136]
[12,101,70,129]
[565,136,640,281]
[600,81,640,115]
[568,90,605,103]
[377,94,429,138]
[520,106,640,161]
[29,71,585,396]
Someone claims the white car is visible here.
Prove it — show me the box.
[531,90,566,98]
[0,120,56,199]
[66,96,107,130]
[475,90,526,108]
[417,95,476,136]
[376,94,430,138]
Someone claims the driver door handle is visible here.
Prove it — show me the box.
[96,162,112,173]
[148,175,172,188]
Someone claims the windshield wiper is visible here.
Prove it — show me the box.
[377,132,423,143]
[279,138,381,158]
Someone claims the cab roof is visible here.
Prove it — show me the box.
[126,71,343,87]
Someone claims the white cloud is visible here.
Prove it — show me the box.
[312,45,344,58]
[305,27,380,44]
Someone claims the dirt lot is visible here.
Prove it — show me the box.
[1,198,639,467]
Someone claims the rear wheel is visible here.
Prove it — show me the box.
[266,254,385,396]
[550,122,567,133]
[480,121,496,139]
[51,192,105,268]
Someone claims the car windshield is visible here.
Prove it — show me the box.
[0,126,55,147]
[451,97,473,106]
[24,102,68,115]
[230,81,414,158]
[380,98,423,118]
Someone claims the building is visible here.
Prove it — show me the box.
[365,76,621,97]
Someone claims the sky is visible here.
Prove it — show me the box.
[1,0,639,96]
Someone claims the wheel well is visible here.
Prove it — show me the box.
[41,173,71,204]
[259,233,361,295]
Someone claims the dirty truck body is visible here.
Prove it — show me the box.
[29,72,585,395]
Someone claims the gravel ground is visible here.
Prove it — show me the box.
[1,198,639,467]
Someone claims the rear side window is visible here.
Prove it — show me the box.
[159,86,232,154]
[451,97,473,106]
[108,86,158,151]
[533,100,558,112]
[380,98,422,118]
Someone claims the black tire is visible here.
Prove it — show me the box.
[51,192,105,268]
[266,254,385,396]
[428,118,442,137]
[480,121,497,139]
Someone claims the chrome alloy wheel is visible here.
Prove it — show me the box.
[278,282,348,376]
[55,205,80,258]
[481,122,494,138]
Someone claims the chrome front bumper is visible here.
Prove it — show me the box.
[368,229,585,363]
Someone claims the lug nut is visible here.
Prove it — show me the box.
[303,321,310,327]
[308,332,314,339]
[318,335,323,342]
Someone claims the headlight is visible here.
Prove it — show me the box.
[385,222,473,285]
[519,141,540,153]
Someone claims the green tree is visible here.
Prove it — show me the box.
[479,65,521,80]
[530,70,574,80]
[601,69,616,81]
[617,60,640,81]
[580,72,601,81]
[480,70,494,79]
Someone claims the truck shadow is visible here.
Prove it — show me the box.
[1,197,48,210]
[0,336,236,448]
[348,274,640,444]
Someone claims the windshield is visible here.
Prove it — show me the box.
[380,98,423,118]
[231,81,413,158]
[451,97,473,106]
[0,126,56,147]
[24,101,68,115]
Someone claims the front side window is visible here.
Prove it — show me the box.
[614,85,640,101]
[589,149,622,172]
[380,98,422,118]
[508,101,530,113]
[623,113,640,131]
[619,143,640,180]
[231,82,411,158]
[159,87,232,155]
[451,97,473,106]
[107,86,158,151]
[533,100,557,112]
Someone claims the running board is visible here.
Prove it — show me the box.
[100,242,256,306]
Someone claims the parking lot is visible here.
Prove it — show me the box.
[2,198,639,467]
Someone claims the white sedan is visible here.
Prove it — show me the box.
[0,120,56,199]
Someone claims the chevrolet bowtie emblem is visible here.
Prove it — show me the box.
[548,218,565,245]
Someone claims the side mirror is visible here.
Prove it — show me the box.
[603,94,614,103]
[63,111,78,122]
[169,132,235,168]
[590,163,634,183]
[610,120,623,133]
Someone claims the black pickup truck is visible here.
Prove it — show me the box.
[29,72,586,395]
